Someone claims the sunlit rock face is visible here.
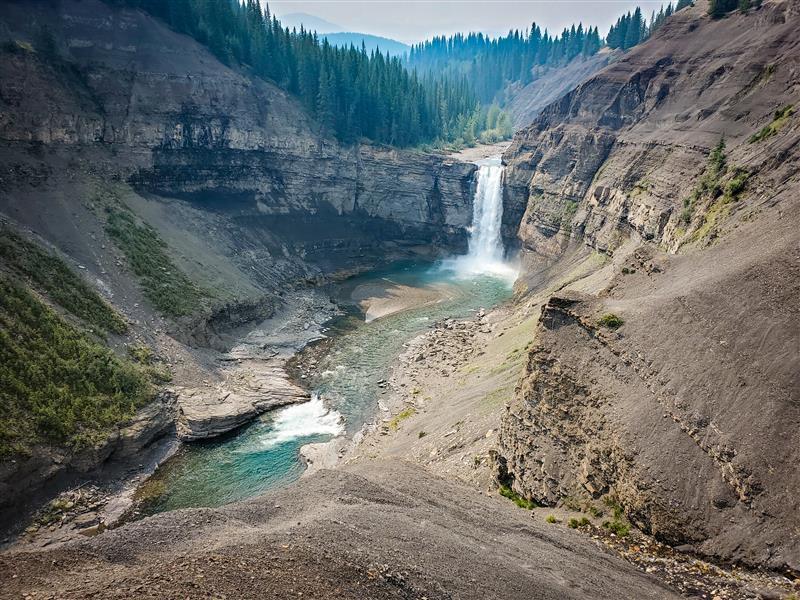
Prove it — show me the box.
[498,0,800,571]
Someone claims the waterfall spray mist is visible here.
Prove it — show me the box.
[441,156,518,282]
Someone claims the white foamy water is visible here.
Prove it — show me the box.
[442,156,518,282]
[252,394,344,450]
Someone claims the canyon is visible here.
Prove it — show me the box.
[0,0,798,598]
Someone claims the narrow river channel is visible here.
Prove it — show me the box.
[135,157,515,515]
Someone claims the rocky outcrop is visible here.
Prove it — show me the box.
[0,391,177,533]
[176,364,308,441]
[503,0,800,266]
[498,0,800,571]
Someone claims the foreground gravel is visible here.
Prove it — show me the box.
[0,460,680,599]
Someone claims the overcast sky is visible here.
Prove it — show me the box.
[267,1,666,44]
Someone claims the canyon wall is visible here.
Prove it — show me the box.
[0,0,476,523]
[498,0,799,570]
[0,0,476,288]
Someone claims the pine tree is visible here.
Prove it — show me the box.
[709,0,737,17]
[624,8,643,49]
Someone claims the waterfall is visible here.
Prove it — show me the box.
[442,156,517,281]
[467,157,506,265]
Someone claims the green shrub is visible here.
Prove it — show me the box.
[499,485,539,510]
[105,207,207,317]
[0,276,153,458]
[588,505,603,518]
[0,227,127,334]
[545,515,560,524]
[602,519,630,536]
[600,497,630,536]
[127,344,154,364]
[723,168,749,200]
[568,517,591,529]
[748,105,794,143]
[708,138,727,174]
[603,497,625,519]
[598,313,624,329]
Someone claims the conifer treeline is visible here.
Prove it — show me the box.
[708,0,761,17]
[607,1,690,50]
[407,25,602,104]
[119,0,494,147]
[408,2,689,105]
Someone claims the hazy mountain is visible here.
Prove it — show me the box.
[279,12,341,33]
[322,32,410,57]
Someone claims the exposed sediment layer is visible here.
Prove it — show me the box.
[498,0,800,570]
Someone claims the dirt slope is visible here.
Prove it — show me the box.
[505,51,614,129]
[498,0,800,571]
[0,460,680,600]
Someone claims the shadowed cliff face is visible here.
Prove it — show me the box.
[0,0,476,282]
[499,0,800,571]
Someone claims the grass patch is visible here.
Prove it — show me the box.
[0,227,127,334]
[604,497,625,519]
[680,138,728,225]
[568,517,591,529]
[561,200,579,234]
[388,406,416,430]
[105,206,208,317]
[681,138,751,242]
[499,485,539,510]
[127,344,172,383]
[597,313,624,329]
[601,497,630,537]
[748,105,794,143]
[0,275,154,458]
[690,168,749,242]
[588,505,604,518]
[482,386,512,408]
[545,514,561,524]
[602,519,630,536]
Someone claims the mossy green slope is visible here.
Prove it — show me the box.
[0,276,152,457]
[0,227,127,334]
[105,206,209,318]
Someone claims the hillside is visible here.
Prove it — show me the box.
[0,0,798,596]
[505,50,614,127]
[500,0,800,571]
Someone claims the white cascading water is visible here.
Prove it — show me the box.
[254,393,343,450]
[445,156,517,281]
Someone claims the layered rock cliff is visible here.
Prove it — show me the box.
[498,0,799,571]
[0,0,476,273]
[0,0,476,524]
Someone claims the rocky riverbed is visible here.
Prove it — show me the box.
[338,302,798,600]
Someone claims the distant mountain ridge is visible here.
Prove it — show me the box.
[278,12,341,33]
[322,32,410,57]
